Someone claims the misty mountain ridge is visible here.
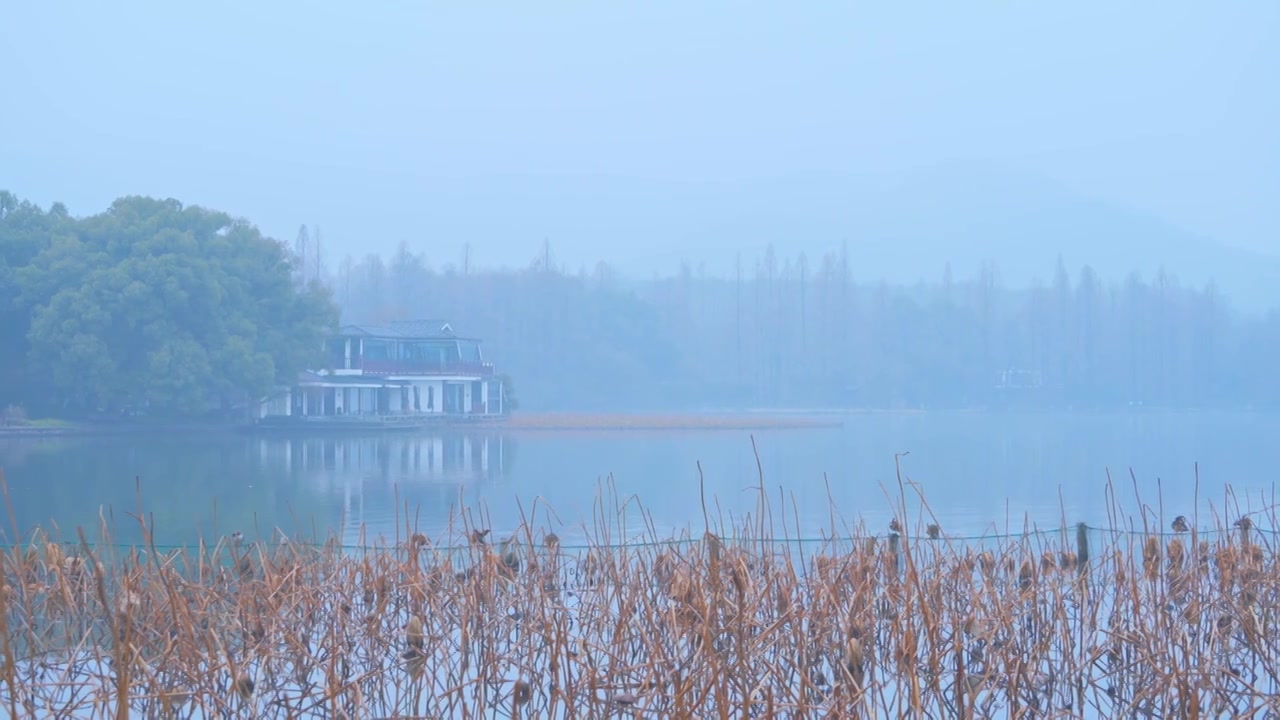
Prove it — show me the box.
[850,169,1279,308]
[596,167,1269,311]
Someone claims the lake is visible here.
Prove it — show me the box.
[1,411,1277,550]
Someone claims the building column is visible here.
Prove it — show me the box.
[481,381,490,414]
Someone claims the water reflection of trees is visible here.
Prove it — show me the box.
[1,435,319,547]
[0,432,513,549]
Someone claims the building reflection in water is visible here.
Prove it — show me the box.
[255,432,512,544]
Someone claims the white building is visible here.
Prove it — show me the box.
[256,319,508,426]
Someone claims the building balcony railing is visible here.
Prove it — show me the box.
[358,359,496,377]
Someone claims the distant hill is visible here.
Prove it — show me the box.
[845,168,1280,310]
[429,167,1280,312]
[634,167,1280,312]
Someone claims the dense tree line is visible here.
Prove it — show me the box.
[0,192,337,418]
[333,242,1280,411]
[4,190,1278,417]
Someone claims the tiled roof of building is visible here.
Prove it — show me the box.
[387,319,456,338]
[337,319,473,340]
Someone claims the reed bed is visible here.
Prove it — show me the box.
[1,464,1279,719]
[493,412,840,432]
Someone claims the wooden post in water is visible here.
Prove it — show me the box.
[1076,522,1090,578]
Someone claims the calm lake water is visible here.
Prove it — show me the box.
[1,411,1278,549]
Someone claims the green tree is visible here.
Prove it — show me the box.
[5,193,338,417]
[0,194,78,409]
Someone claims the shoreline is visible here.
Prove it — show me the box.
[4,405,1275,438]
[0,411,844,438]
[0,421,244,439]
[489,411,842,432]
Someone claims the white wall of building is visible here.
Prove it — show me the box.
[389,377,491,414]
[259,373,503,420]
[411,380,444,413]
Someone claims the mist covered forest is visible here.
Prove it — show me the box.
[3,191,1279,417]
[326,234,1280,412]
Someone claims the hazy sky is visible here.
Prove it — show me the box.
[2,2,1277,280]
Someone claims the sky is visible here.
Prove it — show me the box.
[2,2,1277,290]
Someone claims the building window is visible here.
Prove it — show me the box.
[364,340,390,361]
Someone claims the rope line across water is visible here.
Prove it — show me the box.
[2,522,1275,554]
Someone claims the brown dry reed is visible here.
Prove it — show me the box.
[0,462,1278,719]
